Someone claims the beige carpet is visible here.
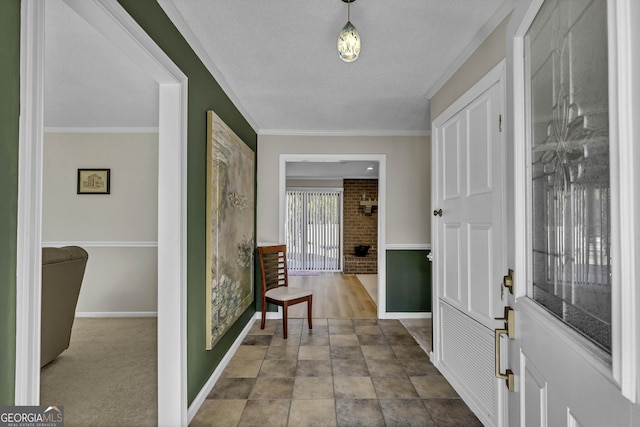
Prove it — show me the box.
[40,317,157,427]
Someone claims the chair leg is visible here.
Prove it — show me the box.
[261,298,266,330]
[307,296,313,330]
[282,303,288,339]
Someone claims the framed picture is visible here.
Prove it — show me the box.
[205,110,255,349]
[77,168,110,194]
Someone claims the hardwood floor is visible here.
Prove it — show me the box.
[287,273,377,318]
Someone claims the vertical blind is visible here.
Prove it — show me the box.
[286,189,342,271]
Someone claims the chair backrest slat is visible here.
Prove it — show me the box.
[258,245,289,293]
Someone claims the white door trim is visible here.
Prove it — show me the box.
[433,61,506,128]
[15,0,45,404]
[608,0,639,402]
[16,1,189,425]
[279,154,388,318]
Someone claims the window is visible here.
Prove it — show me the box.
[526,0,611,352]
[285,189,342,271]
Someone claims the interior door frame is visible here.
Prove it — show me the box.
[16,1,189,425]
[509,0,639,405]
[431,60,508,426]
[279,154,388,318]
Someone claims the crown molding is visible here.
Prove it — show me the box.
[157,0,259,133]
[44,127,159,133]
[425,0,515,99]
[259,129,431,137]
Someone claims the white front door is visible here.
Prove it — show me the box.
[432,63,507,427]
[507,0,640,425]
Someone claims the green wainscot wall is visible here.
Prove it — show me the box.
[386,250,432,312]
[0,0,20,406]
[118,0,257,405]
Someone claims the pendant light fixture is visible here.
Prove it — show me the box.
[337,0,360,62]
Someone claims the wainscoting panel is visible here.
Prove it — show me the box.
[43,242,158,314]
[385,248,431,312]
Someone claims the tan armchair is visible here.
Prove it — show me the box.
[41,246,88,367]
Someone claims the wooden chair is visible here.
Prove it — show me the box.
[258,245,312,339]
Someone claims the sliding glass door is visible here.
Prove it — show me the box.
[286,189,343,271]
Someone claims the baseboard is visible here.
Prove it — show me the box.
[186,315,255,424]
[262,310,282,320]
[385,243,431,250]
[380,312,432,319]
[75,311,158,318]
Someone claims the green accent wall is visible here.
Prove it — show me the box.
[0,0,20,405]
[386,250,432,312]
[0,0,257,405]
[116,0,258,405]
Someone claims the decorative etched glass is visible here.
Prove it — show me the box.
[525,0,611,352]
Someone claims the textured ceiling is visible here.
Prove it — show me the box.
[44,0,158,129]
[44,0,510,133]
[160,0,507,134]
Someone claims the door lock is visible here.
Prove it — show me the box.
[495,306,515,391]
[503,269,514,295]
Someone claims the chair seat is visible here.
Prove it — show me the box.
[258,245,312,339]
[265,286,312,302]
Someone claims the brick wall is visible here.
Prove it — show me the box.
[343,179,378,274]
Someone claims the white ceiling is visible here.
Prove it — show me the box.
[44,0,510,133]
[44,0,159,129]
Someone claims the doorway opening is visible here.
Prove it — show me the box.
[279,154,386,319]
[17,1,188,425]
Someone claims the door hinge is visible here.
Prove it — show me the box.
[498,114,503,132]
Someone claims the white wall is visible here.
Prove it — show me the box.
[42,132,158,314]
[257,134,431,245]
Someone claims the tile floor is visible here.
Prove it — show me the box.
[190,318,482,427]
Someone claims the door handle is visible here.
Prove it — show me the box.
[495,306,515,391]
[433,209,443,217]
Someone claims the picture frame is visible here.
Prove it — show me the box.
[205,110,255,349]
[77,168,110,194]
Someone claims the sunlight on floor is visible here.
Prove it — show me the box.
[356,274,377,306]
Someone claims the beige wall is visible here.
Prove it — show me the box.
[431,14,511,120]
[286,179,344,188]
[43,132,158,313]
[257,134,431,245]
